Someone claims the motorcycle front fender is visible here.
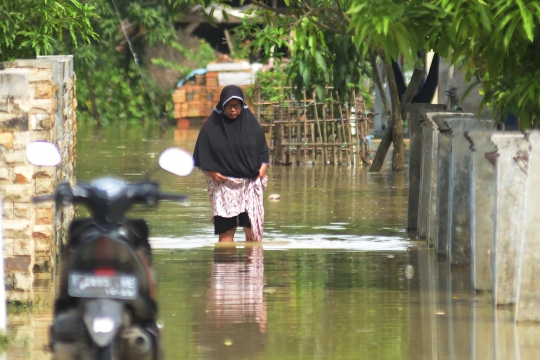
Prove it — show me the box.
[82,299,124,348]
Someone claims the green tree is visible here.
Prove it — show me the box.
[163,1,427,171]
[428,0,540,129]
[60,0,190,126]
[231,0,540,169]
[2,0,218,127]
[183,0,434,171]
[0,0,98,61]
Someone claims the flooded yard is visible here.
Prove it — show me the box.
[4,124,540,359]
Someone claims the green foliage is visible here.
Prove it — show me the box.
[0,334,9,352]
[240,0,540,127]
[433,0,540,128]
[151,40,215,76]
[247,68,289,104]
[56,0,199,125]
[348,0,540,127]
[348,0,446,62]
[0,0,98,61]
[76,62,171,125]
[236,1,371,102]
[1,0,198,124]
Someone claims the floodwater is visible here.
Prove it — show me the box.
[5,124,540,359]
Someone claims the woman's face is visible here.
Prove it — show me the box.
[223,99,243,120]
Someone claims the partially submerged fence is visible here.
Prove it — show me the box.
[251,85,371,166]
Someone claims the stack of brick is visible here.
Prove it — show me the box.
[0,56,76,303]
[172,62,253,126]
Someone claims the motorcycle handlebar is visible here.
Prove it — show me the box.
[157,193,188,202]
[32,194,55,203]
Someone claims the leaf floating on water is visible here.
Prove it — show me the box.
[264,288,277,294]
[224,339,233,346]
[268,194,281,201]
[405,265,415,279]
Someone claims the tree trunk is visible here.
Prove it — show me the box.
[368,52,393,172]
[368,54,425,172]
[84,70,101,127]
[382,55,406,172]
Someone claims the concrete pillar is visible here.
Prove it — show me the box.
[448,268,475,359]
[446,118,495,265]
[405,104,445,233]
[435,123,452,257]
[472,299,496,359]
[491,133,530,306]
[417,111,472,245]
[495,310,520,359]
[413,246,438,358]
[435,258,452,355]
[516,131,540,321]
[466,131,497,291]
[421,113,474,256]
[416,113,436,240]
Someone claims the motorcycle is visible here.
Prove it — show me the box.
[25,142,194,360]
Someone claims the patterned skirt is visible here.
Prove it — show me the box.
[205,174,268,241]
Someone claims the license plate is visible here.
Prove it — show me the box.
[68,272,138,300]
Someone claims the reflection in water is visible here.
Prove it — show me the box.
[5,277,55,360]
[196,246,267,360]
[152,247,540,360]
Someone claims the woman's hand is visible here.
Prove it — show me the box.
[208,171,227,183]
[258,164,268,179]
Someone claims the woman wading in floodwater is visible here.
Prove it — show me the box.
[193,85,269,242]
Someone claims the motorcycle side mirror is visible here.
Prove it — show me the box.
[158,148,194,176]
[26,141,61,166]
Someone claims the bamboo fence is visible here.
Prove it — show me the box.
[252,83,372,166]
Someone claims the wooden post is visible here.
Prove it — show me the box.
[287,118,292,164]
[303,91,308,163]
[337,122,343,165]
[296,92,302,163]
[224,29,235,56]
[330,94,339,165]
[353,90,362,165]
[276,107,285,164]
[322,103,332,164]
[336,92,352,166]
[314,97,326,164]
[255,78,262,124]
[356,93,366,165]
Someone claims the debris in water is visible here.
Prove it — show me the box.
[405,264,415,279]
[268,194,281,201]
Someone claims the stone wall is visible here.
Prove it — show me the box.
[0,56,76,303]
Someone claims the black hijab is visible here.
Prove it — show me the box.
[193,85,269,178]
